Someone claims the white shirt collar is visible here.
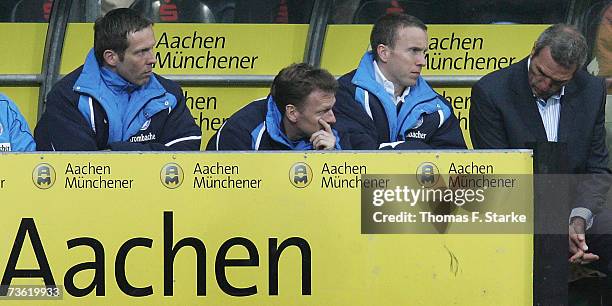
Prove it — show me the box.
[373,60,410,105]
[527,57,565,100]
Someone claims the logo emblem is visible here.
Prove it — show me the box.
[416,162,440,188]
[412,115,424,129]
[32,163,56,189]
[161,163,183,189]
[289,162,312,188]
[140,119,151,130]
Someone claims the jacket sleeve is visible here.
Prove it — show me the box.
[205,117,253,151]
[109,90,202,151]
[3,99,35,152]
[34,89,100,151]
[391,97,466,150]
[423,100,467,149]
[572,80,611,218]
[469,81,510,149]
[333,86,379,150]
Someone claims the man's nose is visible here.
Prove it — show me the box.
[147,50,157,65]
[415,53,426,66]
[324,109,336,124]
[540,77,553,91]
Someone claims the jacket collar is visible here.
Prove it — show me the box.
[350,51,443,141]
[73,49,172,143]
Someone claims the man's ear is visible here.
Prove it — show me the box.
[285,104,299,123]
[103,49,119,67]
[376,44,390,63]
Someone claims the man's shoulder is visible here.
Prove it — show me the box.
[572,69,606,92]
[46,66,84,106]
[224,98,268,129]
[154,73,183,97]
[338,69,357,85]
[476,60,524,88]
[335,70,359,105]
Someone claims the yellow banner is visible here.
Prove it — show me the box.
[0,24,46,74]
[0,152,532,305]
[321,25,547,75]
[61,24,308,75]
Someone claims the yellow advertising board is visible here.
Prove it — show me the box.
[61,24,308,75]
[0,24,46,74]
[320,25,548,75]
[0,23,46,128]
[0,151,532,305]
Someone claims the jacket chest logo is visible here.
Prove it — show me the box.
[406,130,427,140]
[412,115,424,129]
[130,132,156,143]
[140,119,152,130]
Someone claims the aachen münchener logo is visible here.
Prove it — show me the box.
[32,163,56,189]
[289,162,312,188]
[161,163,183,189]
[416,161,440,188]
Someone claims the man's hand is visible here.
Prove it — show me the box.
[569,217,599,264]
[310,119,336,150]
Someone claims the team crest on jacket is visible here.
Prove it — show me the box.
[140,119,151,130]
[412,115,424,129]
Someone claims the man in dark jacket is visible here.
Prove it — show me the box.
[207,63,344,150]
[470,24,612,269]
[35,8,201,151]
[334,13,466,150]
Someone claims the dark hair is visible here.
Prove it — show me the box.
[94,8,153,64]
[370,13,427,62]
[271,63,338,114]
[533,24,588,69]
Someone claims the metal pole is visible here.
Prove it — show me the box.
[303,0,333,67]
[0,74,43,86]
[37,0,74,120]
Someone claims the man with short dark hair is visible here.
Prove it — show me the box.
[207,63,343,150]
[35,8,201,151]
[334,13,466,150]
[470,24,611,267]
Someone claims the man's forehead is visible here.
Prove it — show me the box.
[307,89,335,106]
[394,26,427,43]
[127,27,155,46]
[533,47,576,80]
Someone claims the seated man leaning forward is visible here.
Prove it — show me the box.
[0,93,35,152]
[35,8,201,151]
[334,13,466,150]
[207,63,345,151]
